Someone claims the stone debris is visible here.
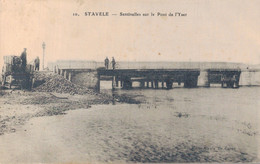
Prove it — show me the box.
[33,71,97,95]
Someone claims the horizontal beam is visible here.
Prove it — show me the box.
[98,69,201,77]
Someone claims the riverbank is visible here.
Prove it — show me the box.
[0,71,141,136]
[0,89,120,136]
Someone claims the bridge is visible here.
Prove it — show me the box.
[54,67,242,92]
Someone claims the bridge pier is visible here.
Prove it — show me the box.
[115,76,119,87]
[140,81,145,88]
[112,76,116,90]
[184,75,198,88]
[122,77,132,89]
[199,70,210,87]
[155,80,159,89]
[166,80,173,89]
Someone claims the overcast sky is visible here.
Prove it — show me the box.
[0,0,260,65]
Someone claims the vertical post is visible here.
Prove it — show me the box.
[146,81,149,88]
[112,76,116,90]
[116,76,119,87]
[151,81,154,88]
[97,74,100,92]
[68,72,72,81]
[54,66,56,73]
[162,81,164,88]
[56,66,59,74]
[64,70,67,79]
[205,70,210,87]
[42,42,46,70]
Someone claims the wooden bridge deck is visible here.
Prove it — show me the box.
[97,68,200,77]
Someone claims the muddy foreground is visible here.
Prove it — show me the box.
[0,89,114,136]
[0,87,259,163]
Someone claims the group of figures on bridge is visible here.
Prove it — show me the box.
[104,57,116,70]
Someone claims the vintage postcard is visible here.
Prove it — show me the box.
[0,0,259,163]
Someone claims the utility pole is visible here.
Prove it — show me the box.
[42,42,46,70]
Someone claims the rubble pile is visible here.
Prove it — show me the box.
[33,71,97,95]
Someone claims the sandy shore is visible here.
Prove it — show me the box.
[0,90,114,136]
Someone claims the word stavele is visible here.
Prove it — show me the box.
[85,12,109,16]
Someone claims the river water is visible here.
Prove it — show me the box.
[0,86,259,163]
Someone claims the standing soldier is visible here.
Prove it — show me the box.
[104,57,109,69]
[34,56,40,71]
[112,57,116,70]
[20,48,27,71]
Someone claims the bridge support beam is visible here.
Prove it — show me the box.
[146,81,149,88]
[155,80,159,89]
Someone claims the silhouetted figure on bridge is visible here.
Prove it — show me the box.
[104,57,109,69]
[112,57,116,70]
